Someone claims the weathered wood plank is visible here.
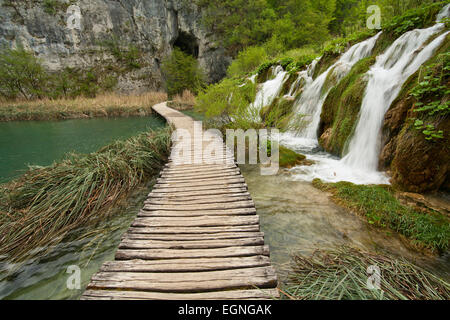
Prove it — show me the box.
[157,173,242,183]
[149,187,249,197]
[132,215,259,228]
[97,256,271,273]
[127,225,261,234]
[146,192,251,202]
[81,288,279,300]
[122,231,264,241]
[138,207,256,217]
[160,168,240,177]
[143,201,255,212]
[87,267,277,293]
[144,195,252,206]
[119,237,264,250]
[155,178,245,188]
[115,245,270,260]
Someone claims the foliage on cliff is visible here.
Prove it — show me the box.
[161,48,206,98]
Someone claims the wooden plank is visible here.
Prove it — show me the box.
[144,195,252,206]
[142,201,254,212]
[132,215,259,228]
[149,187,249,197]
[98,256,271,273]
[127,225,260,234]
[146,192,251,202]
[158,172,241,182]
[160,168,240,177]
[122,231,264,241]
[152,184,248,193]
[118,237,264,250]
[87,267,277,293]
[162,167,238,175]
[81,288,279,300]
[138,207,256,217]
[156,177,245,187]
[115,245,270,260]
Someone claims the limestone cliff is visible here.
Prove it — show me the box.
[0,0,230,92]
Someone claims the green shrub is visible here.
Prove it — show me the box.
[411,51,449,141]
[383,2,449,36]
[227,46,268,78]
[0,46,48,100]
[100,38,143,71]
[161,48,205,98]
[195,78,256,118]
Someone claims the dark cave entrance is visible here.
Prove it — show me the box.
[173,31,199,58]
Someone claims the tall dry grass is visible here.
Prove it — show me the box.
[169,89,196,110]
[0,91,168,121]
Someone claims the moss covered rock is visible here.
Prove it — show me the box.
[318,57,376,156]
[279,146,311,168]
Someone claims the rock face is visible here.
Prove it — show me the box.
[0,0,230,93]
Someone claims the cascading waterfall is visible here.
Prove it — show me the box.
[284,58,319,99]
[342,24,449,171]
[285,5,449,185]
[250,65,289,120]
[291,32,381,141]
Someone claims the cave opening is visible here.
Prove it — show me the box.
[173,31,199,58]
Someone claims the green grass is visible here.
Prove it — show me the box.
[312,180,450,253]
[0,128,171,262]
[284,246,450,300]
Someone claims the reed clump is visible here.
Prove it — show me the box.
[0,128,171,262]
[284,247,450,300]
[0,92,168,121]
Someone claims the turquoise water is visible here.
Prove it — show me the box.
[0,116,165,183]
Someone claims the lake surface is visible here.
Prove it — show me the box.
[0,116,165,183]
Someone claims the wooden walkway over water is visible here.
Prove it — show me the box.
[81,103,279,300]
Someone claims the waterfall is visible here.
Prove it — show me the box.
[291,32,381,141]
[249,65,289,120]
[284,58,319,99]
[437,3,450,22]
[342,24,449,171]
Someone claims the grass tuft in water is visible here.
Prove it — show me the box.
[284,246,450,300]
[0,128,171,262]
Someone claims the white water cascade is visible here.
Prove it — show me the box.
[342,24,449,172]
[284,5,450,185]
[250,65,289,120]
[291,32,381,141]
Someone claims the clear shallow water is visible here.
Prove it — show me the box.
[0,116,165,183]
[240,165,450,285]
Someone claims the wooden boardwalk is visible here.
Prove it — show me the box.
[81,103,279,300]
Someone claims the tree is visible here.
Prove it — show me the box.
[161,48,205,98]
[0,46,47,100]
